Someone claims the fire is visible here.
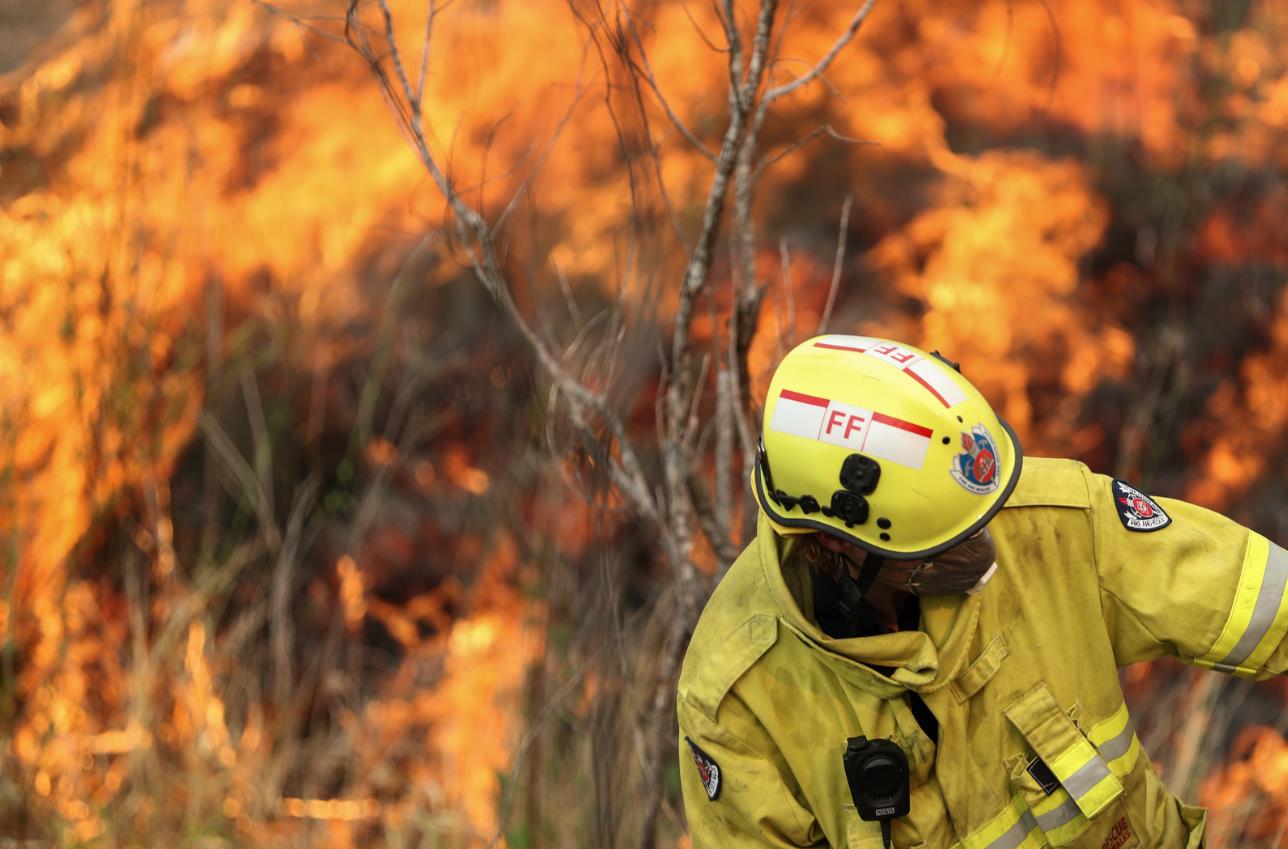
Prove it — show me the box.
[2,0,1286,845]
[337,554,368,632]
[1201,726,1288,846]
[869,150,1130,450]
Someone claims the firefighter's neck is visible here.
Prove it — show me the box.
[815,533,916,630]
[856,576,914,630]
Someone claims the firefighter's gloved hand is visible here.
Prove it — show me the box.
[881,528,998,596]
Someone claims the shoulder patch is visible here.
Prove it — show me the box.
[686,737,721,800]
[1111,479,1171,532]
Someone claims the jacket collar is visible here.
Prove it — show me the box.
[756,513,982,692]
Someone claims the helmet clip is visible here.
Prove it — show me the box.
[929,349,961,373]
[829,491,869,526]
[839,454,881,494]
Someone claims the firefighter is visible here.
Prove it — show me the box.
[677,334,1287,848]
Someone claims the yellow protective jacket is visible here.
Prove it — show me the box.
[677,458,1288,848]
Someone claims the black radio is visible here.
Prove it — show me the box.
[843,735,910,849]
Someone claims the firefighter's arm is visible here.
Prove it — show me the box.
[678,694,822,848]
[1088,471,1288,678]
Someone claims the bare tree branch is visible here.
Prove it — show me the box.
[688,466,741,566]
[760,0,877,106]
[658,0,777,637]
[669,0,777,394]
[640,5,780,846]
[347,0,663,535]
[721,0,742,107]
[713,366,734,542]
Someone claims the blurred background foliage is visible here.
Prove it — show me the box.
[1,0,1287,846]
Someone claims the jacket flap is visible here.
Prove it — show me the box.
[1003,682,1123,819]
[1001,458,1090,509]
[687,614,778,719]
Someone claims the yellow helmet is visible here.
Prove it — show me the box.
[753,334,1023,558]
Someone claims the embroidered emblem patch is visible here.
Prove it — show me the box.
[1112,479,1171,532]
[686,737,721,800]
[950,425,1000,495]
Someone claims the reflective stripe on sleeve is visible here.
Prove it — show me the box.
[1194,534,1288,677]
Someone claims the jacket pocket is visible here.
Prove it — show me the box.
[1003,683,1134,847]
[951,633,1009,703]
[844,803,884,848]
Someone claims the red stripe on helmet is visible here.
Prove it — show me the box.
[813,341,869,354]
[872,412,933,438]
[904,368,950,407]
[778,389,830,407]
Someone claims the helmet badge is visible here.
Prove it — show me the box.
[950,424,1000,495]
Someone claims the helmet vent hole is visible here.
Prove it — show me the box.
[877,517,891,529]
[879,533,891,541]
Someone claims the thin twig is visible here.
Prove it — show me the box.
[252,0,350,45]
[622,7,718,160]
[570,0,651,274]
[680,0,726,54]
[612,11,697,248]
[818,194,853,334]
[553,258,584,327]
[487,652,601,849]
[415,0,438,107]
[778,237,796,349]
[199,410,281,552]
[494,50,590,232]
[753,123,875,180]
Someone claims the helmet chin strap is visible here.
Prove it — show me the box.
[855,554,885,597]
